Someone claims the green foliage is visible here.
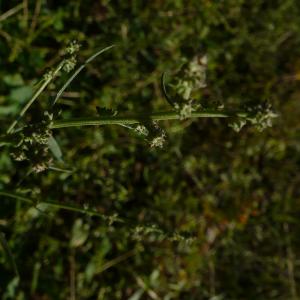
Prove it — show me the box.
[0,1,300,299]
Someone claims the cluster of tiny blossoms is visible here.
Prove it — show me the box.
[229,104,278,132]
[247,104,278,132]
[174,100,201,120]
[8,41,82,172]
[171,55,207,120]
[10,113,54,173]
[63,40,81,72]
[174,55,207,101]
[133,122,166,148]
[43,40,81,81]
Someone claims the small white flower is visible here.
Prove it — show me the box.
[149,134,166,148]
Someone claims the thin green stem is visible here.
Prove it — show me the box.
[51,109,249,129]
[0,191,197,243]
[6,61,65,134]
[0,191,119,222]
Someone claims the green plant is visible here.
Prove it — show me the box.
[0,42,278,282]
[0,42,277,286]
[0,42,279,221]
[0,43,277,174]
[1,1,300,299]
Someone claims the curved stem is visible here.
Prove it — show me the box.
[51,109,249,129]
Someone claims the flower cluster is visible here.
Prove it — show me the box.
[134,124,149,136]
[65,40,81,55]
[229,119,247,133]
[148,121,166,148]
[174,100,201,120]
[63,55,77,73]
[133,121,166,148]
[9,113,54,173]
[247,104,278,132]
[42,41,81,83]
[173,55,207,101]
[63,40,81,73]
[163,55,207,120]
[149,134,166,148]
[229,104,278,132]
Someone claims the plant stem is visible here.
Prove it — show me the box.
[51,109,249,129]
[0,191,197,243]
[6,61,65,134]
[0,109,250,145]
[0,191,118,222]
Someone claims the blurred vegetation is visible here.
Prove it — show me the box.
[0,0,300,299]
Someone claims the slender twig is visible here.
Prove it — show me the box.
[0,3,24,23]
[51,109,249,129]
